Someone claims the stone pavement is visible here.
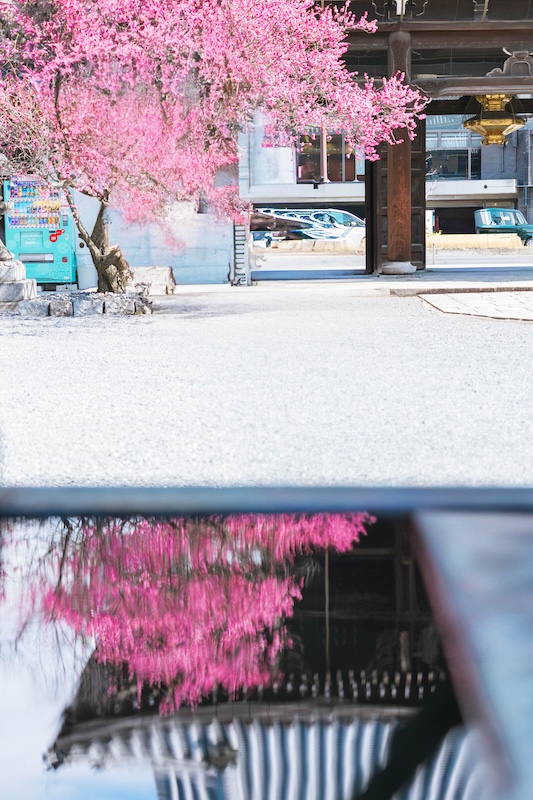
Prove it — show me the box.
[162,263,533,321]
[419,291,533,321]
[2,261,531,320]
[2,283,531,489]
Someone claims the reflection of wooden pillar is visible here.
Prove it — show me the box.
[383,31,416,274]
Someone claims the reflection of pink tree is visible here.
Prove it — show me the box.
[27,514,373,712]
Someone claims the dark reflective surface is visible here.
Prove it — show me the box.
[0,514,486,799]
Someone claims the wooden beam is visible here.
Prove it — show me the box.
[347,21,533,51]
[426,98,533,114]
[414,75,533,98]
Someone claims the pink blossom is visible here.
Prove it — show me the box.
[0,0,427,227]
[13,513,374,712]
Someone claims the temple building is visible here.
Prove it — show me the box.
[2,1,531,286]
[236,0,533,280]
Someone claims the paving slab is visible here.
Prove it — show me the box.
[420,291,533,321]
[250,257,533,293]
[173,262,533,298]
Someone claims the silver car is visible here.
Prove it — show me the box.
[256,207,365,244]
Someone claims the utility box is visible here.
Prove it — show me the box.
[75,242,98,289]
[425,210,436,234]
[3,176,77,284]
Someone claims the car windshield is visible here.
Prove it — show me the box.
[492,210,527,226]
[329,210,365,227]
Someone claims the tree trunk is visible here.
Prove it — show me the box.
[90,201,110,256]
[90,202,134,293]
[63,188,134,293]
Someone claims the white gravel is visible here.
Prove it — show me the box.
[0,283,531,487]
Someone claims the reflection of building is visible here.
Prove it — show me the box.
[46,704,483,800]
[45,522,484,799]
[288,519,444,686]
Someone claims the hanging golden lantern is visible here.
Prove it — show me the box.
[464,94,525,146]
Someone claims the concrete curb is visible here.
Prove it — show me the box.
[388,284,533,297]
[250,282,533,298]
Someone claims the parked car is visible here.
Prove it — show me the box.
[259,207,364,226]
[250,211,319,242]
[255,207,366,245]
[474,208,533,246]
[311,209,365,228]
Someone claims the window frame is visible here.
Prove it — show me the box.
[425,129,482,181]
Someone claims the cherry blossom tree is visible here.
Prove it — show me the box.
[6,513,374,712]
[0,0,426,291]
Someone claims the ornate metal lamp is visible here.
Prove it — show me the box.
[464,94,526,146]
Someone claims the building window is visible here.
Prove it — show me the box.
[326,133,358,182]
[296,119,483,184]
[297,128,322,183]
[297,128,362,183]
[426,117,482,180]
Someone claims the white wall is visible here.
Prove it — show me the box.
[239,120,366,204]
[73,192,233,285]
[425,179,518,203]
[249,121,296,185]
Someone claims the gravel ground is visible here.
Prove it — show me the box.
[0,283,531,487]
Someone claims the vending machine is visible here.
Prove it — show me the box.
[2,176,77,285]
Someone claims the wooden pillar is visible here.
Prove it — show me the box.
[383,31,416,274]
[387,130,412,263]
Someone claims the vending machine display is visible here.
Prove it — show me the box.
[2,176,77,284]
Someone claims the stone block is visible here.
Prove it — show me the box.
[0,301,21,315]
[72,296,104,316]
[17,299,50,317]
[0,259,26,282]
[132,266,176,295]
[49,296,74,316]
[104,294,136,315]
[134,295,153,314]
[0,279,37,302]
[382,261,417,275]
